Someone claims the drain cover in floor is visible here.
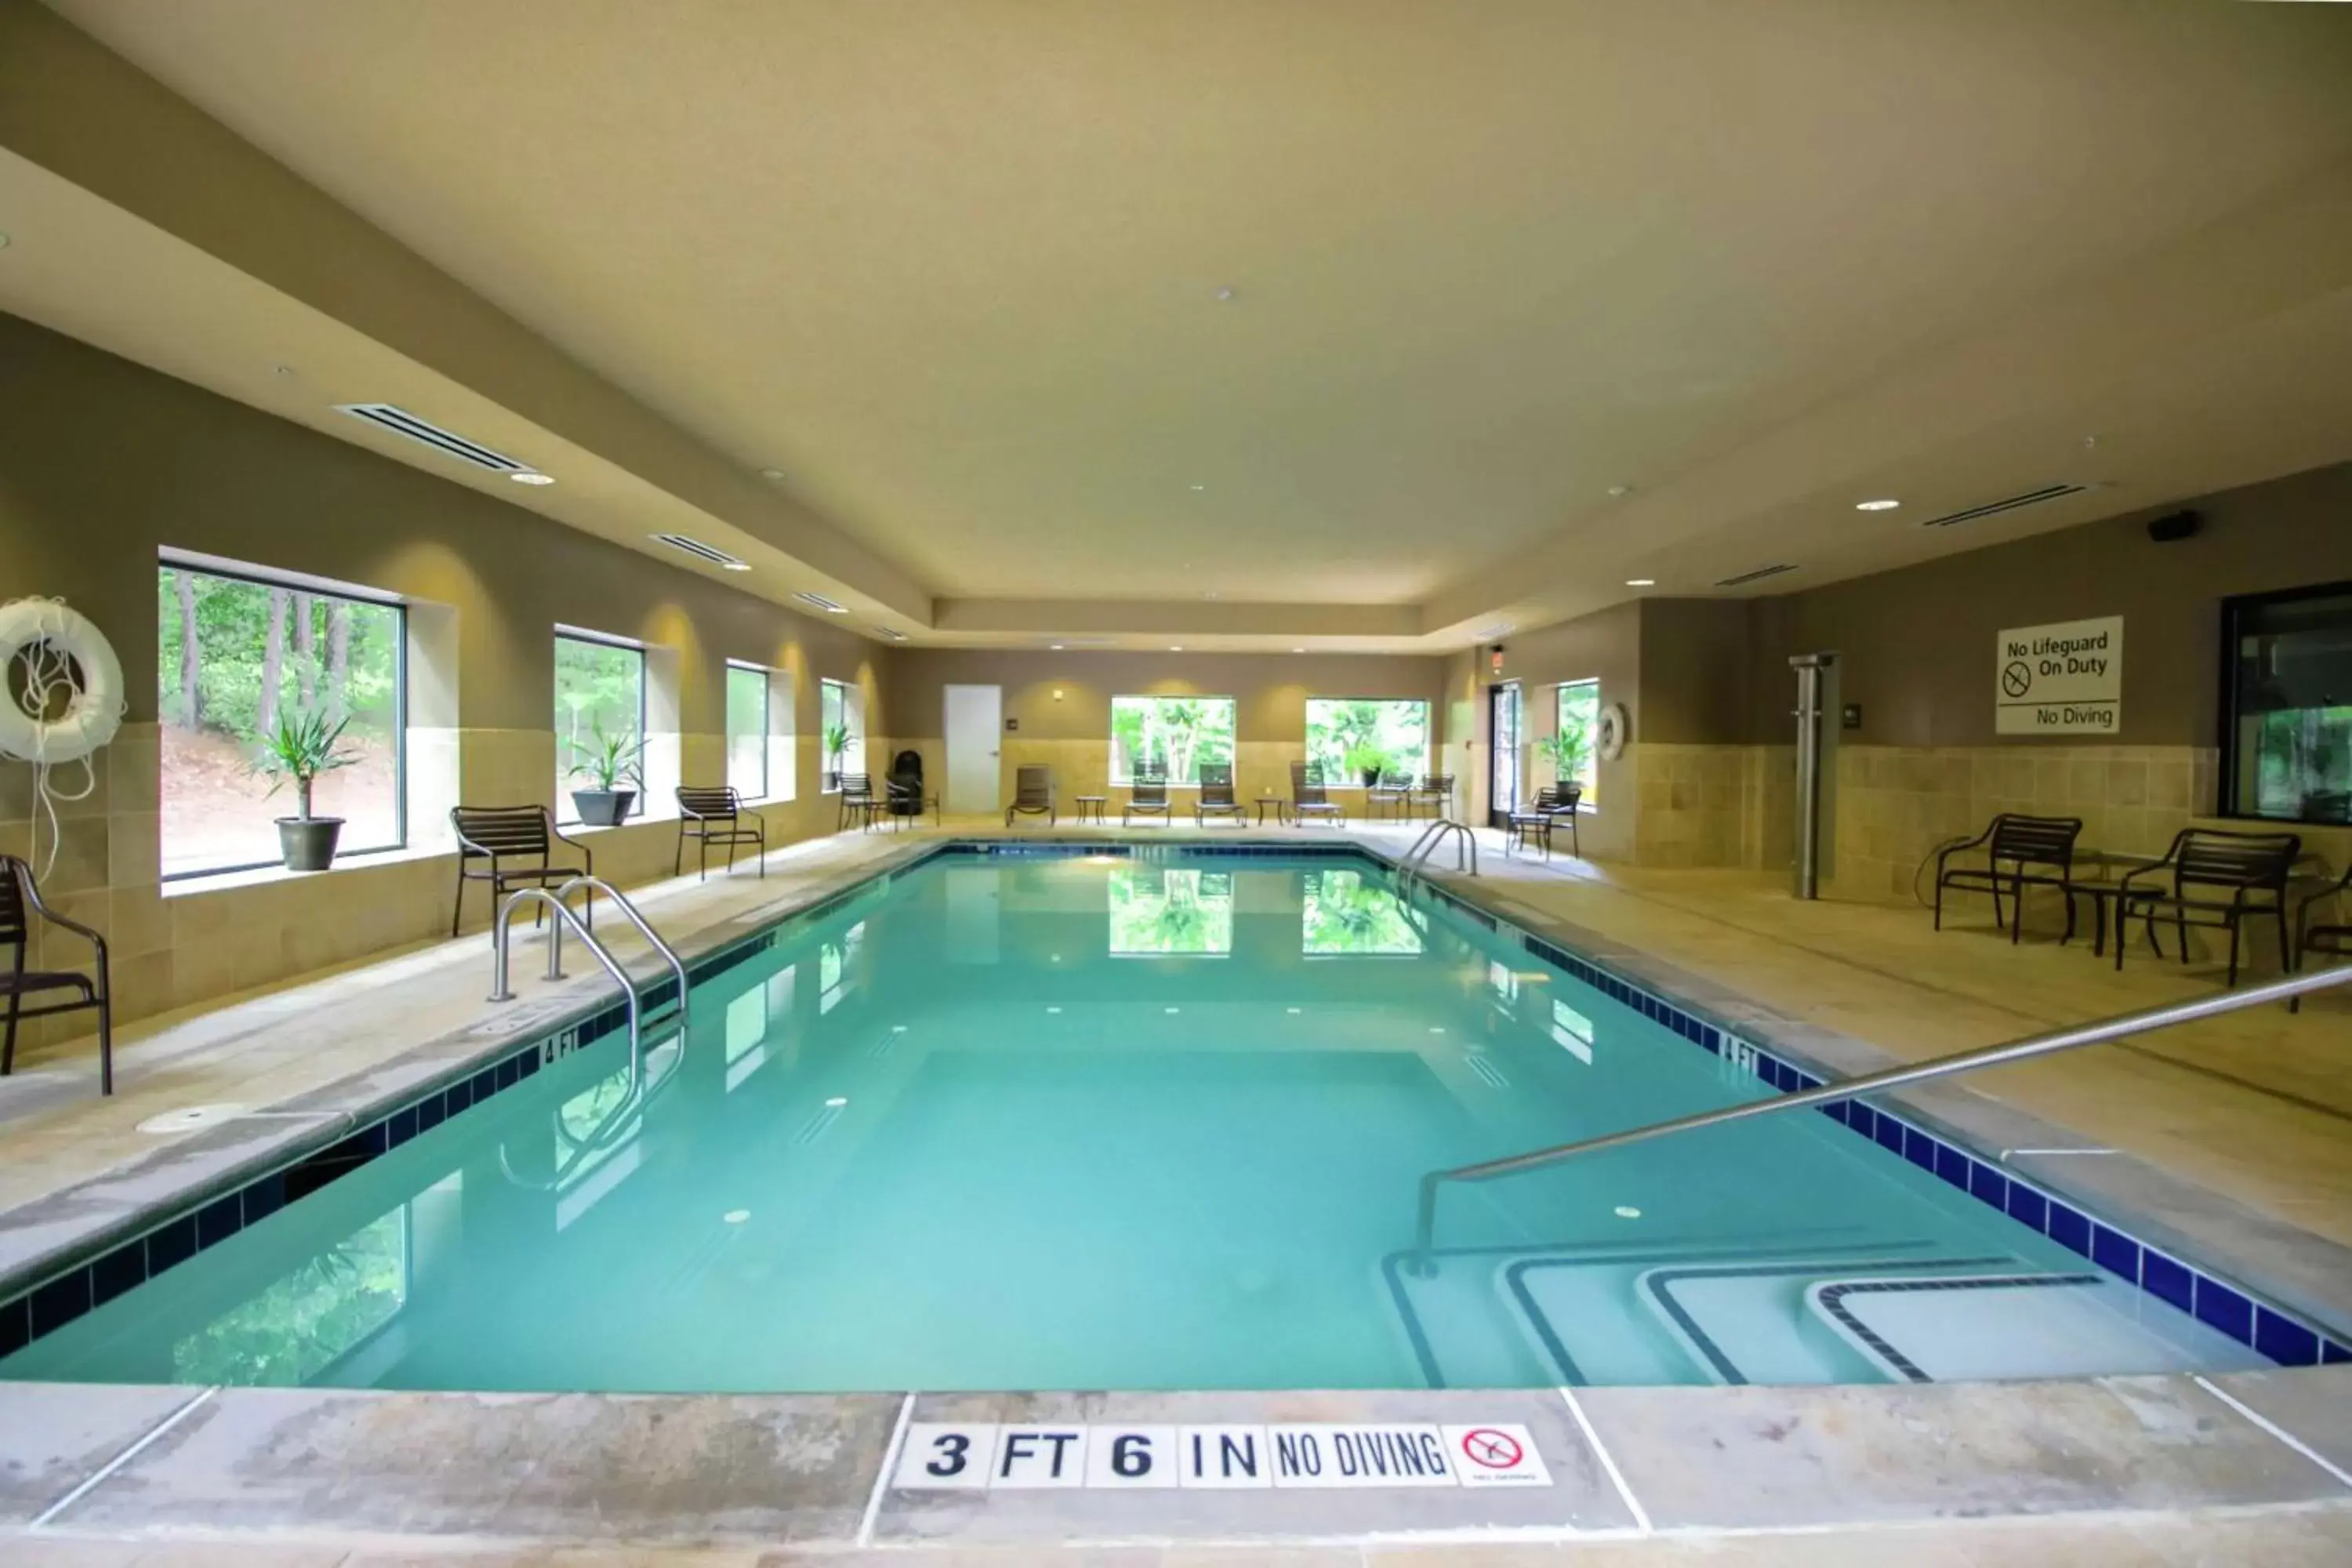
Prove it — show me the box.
[136,1102,249,1134]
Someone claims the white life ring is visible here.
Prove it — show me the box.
[0,599,125,765]
[1595,702,1631,761]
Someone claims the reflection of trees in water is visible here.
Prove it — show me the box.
[1110,867,1234,953]
[171,1208,405,1386]
[1303,870,1423,954]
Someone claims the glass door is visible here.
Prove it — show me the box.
[1487,681,1522,828]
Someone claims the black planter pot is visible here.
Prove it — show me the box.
[276,816,344,872]
[571,788,636,827]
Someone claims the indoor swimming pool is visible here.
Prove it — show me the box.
[0,849,2293,1393]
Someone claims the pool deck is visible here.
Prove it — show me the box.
[2,818,2349,1562]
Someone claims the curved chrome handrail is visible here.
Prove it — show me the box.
[1412,960,2352,1260]
[552,875,691,1033]
[1393,816,1478,902]
[488,887,644,1054]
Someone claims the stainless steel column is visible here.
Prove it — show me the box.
[1790,652,1838,899]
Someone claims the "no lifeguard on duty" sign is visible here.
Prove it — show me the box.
[1995,615,2122,735]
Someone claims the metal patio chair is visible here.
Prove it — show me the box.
[1506,782,1582,859]
[2291,862,2352,1014]
[674,786,766,879]
[0,854,112,1096]
[1411,774,1455,820]
[2115,826,2300,986]
[836,775,885,832]
[452,805,593,938]
[1933,813,2084,944]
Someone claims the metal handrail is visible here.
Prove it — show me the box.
[553,876,691,1033]
[1414,961,2352,1258]
[488,890,645,1067]
[1395,816,1477,900]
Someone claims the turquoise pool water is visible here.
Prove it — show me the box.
[1,852,2267,1392]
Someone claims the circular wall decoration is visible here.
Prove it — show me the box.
[1595,702,1632,761]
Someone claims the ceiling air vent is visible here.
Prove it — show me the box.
[1917,483,2091,529]
[335,403,528,474]
[650,534,749,572]
[1715,563,1798,588]
[873,626,908,641]
[795,591,848,614]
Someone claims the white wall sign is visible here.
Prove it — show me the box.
[891,1420,1553,1491]
[1995,615,2122,735]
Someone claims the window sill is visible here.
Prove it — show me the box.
[162,840,448,899]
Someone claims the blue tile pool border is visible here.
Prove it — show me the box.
[6,835,2346,1373]
[1508,927,2351,1371]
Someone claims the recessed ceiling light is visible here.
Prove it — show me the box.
[1856,498,1900,511]
[760,468,787,482]
[1050,643,1065,650]
[1169,645,1184,652]
[722,561,752,572]
[1606,484,1632,498]
[1291,647,1306,654]
[794,591,848,613]
[1190,484,1206,492]
[510,471,556,486]
[1626,578,1655,587]
[1213,287,1237,302]
[874,626,907,641]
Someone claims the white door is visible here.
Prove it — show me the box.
[943,684,1003,816]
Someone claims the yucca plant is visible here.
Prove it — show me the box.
[564,720,646,792]
[254,708,355,822]
[1538,719,1591,788]
[824,720,852,785]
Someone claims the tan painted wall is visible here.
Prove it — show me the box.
[0,311,885,1042]
[887,648,1449,816]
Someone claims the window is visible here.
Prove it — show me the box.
[1109,866,1234,956]
[2223,583,2352,823]
[157,559,405,879]
[1555,679,1601,806]
[820,677,864,792]
[554,631,647,822]
[726,662,769,799]
[1305,698,1429,784]
[1110,695,1236,785]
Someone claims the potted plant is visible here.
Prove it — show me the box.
[1539,717,1591,793]
[1344,742,1391,789]
[823,721,851,791]
[564,721,644,826]
[255,708,356,871]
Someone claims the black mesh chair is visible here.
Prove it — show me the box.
[675,786,766,880]
[887,749,938,826]
[2116,827,2301,985]
[0,855,111,1096]
[1933,814,2084,944]
[452,805,592,937]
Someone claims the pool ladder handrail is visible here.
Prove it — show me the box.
[1412,960,2352,1259]
[488,888,649,1068]
[1395,815,1478,902]
[550,875,691,1036]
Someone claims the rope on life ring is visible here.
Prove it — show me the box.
[0,597,127,878]
[1595,702,1632,761]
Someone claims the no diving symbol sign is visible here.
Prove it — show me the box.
[2001,661,2032,699]
[1446,1423,1551,1487]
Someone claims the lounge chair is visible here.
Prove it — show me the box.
[1196,763,1245,827]
[1006,764,1055,826]
[1290,762,1344,826]
[2116,827,2299,986]
[452,804,592,938]
[1933,813,2083,943]
[675,786,766,879]
[0,854,112,1096]
[1124,771,1172,826]
[1367,771,1413,821]
[1507,783,1581,859]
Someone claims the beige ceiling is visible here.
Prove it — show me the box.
[12,0,2352,648]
